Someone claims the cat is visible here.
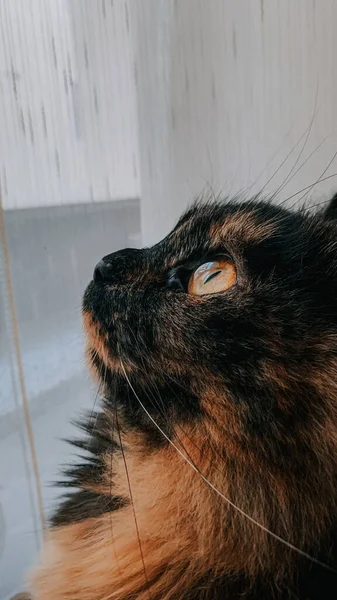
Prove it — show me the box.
[29,194,337,599]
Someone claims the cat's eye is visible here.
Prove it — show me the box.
[188,259,236,296]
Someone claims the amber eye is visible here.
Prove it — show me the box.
[188,259,236,296]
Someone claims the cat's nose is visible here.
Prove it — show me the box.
[93,259,113,283]
[93,248,142,283]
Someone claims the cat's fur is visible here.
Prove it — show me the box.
[30,196,337,599]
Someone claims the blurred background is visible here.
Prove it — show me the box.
[1,1,337,597]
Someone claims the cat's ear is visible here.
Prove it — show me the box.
[323,192,337,221]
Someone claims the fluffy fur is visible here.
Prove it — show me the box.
[30,196,337,599]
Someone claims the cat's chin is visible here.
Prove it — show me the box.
[82,309,131,384]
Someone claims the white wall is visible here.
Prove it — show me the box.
[130,0,337,244]
[2,1,337,237]
[0,0,140,209]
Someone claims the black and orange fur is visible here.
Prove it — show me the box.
[30,196,337,599]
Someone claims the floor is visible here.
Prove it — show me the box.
[0,199,141,599]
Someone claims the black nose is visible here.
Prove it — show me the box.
[93,259,113,283]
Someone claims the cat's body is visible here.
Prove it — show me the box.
[30,196,337,599]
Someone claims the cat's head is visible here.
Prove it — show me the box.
[82,195,337,581]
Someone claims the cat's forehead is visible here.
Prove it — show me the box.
[170,200,287,247]
[209,209,276,245]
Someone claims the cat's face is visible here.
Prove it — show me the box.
[83,198,337,452]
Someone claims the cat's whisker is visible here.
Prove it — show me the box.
[135,365,204,469]
[105,374,123,578]
[287,149,337,210]
[119,359,336,574]
[123,326,196,434]
[307,198,337,212]
[269,135,329,205]
[276,172,337,209]
[141,363,224,468]
[87,351,104,436]
[199,177,221,206]
[242,127,294,196]
[266,91,319,202]
[113,370,151,599]
[120,326,222,508]
[85,355,115,544]
[254,93,319,203]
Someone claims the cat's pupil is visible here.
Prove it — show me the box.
[204,270,221,284]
